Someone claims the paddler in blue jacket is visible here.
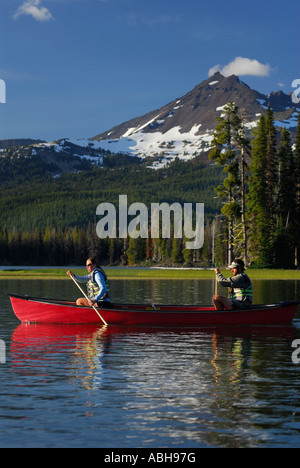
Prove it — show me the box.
[67,257,110,307]
[213,259,253,310]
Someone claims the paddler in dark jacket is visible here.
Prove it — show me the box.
[213,259,253,310]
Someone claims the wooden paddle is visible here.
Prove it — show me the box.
[70,274,108,326]
[214,267,219,296]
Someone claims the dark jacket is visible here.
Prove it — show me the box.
[216,272,253,305]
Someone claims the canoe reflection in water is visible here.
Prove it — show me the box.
[10,322,296,390]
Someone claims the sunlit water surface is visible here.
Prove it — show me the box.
[0,278,300,448]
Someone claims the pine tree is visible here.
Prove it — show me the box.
[247,114,270,265]
[43,227,52,265]
[171,238,183,263]
[274,128,295,267]
[146,227,154,261]
[247,108,279,267]
[238,109,251,266]
[295,112,300,267]
[0,227,8,264]
[214,222,227,267]
[182,239,193,265]
[265,105,278,218]
[109,238,121,265]
[127,237,146,265]
[31,228,43,265]
[277,127,294,223]
[209,101,244,265]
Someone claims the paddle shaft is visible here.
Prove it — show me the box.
[70,275,108,326]
[214,267,219,296]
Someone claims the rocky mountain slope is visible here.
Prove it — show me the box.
[91,72,300,167]
[1,72,299,175]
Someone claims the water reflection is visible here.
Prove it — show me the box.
[1,278,300,448]
[9,322,298,448]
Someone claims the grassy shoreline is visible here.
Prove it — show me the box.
[0,267,300,280]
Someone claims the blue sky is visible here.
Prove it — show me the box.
[0,0,298,141]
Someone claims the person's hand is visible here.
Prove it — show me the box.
[214,268,220,274]
[67,270,74,277]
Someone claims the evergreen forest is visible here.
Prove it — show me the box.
[0,104,299,269]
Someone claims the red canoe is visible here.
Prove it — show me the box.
[8,294,299,326]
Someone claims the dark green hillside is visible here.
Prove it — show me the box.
[0,139,45,149]
[0,159,222,232]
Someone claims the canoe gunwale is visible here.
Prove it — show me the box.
[8,293,300,326]
[8,292,300,314]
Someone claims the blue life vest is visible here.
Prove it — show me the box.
[87,268,110,301]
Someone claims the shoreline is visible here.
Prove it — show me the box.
[0,267,300,280]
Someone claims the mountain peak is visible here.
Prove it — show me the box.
[88,74,300,168]
[91,74,299,168]
[2,75,298,180]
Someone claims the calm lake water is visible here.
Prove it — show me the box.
[0,278,300,448]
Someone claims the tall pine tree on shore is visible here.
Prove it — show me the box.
[295,112,300,268]
[273,127,295,267]
[209,101,244,265]
[277,128,294,222]
[247,111,277,266]
[265,106,278,220]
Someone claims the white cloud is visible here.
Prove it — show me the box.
[209,57,272,78]
[14,0,54,22]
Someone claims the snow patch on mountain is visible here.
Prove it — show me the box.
[87,124,214,167]
[274,109,300,129]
